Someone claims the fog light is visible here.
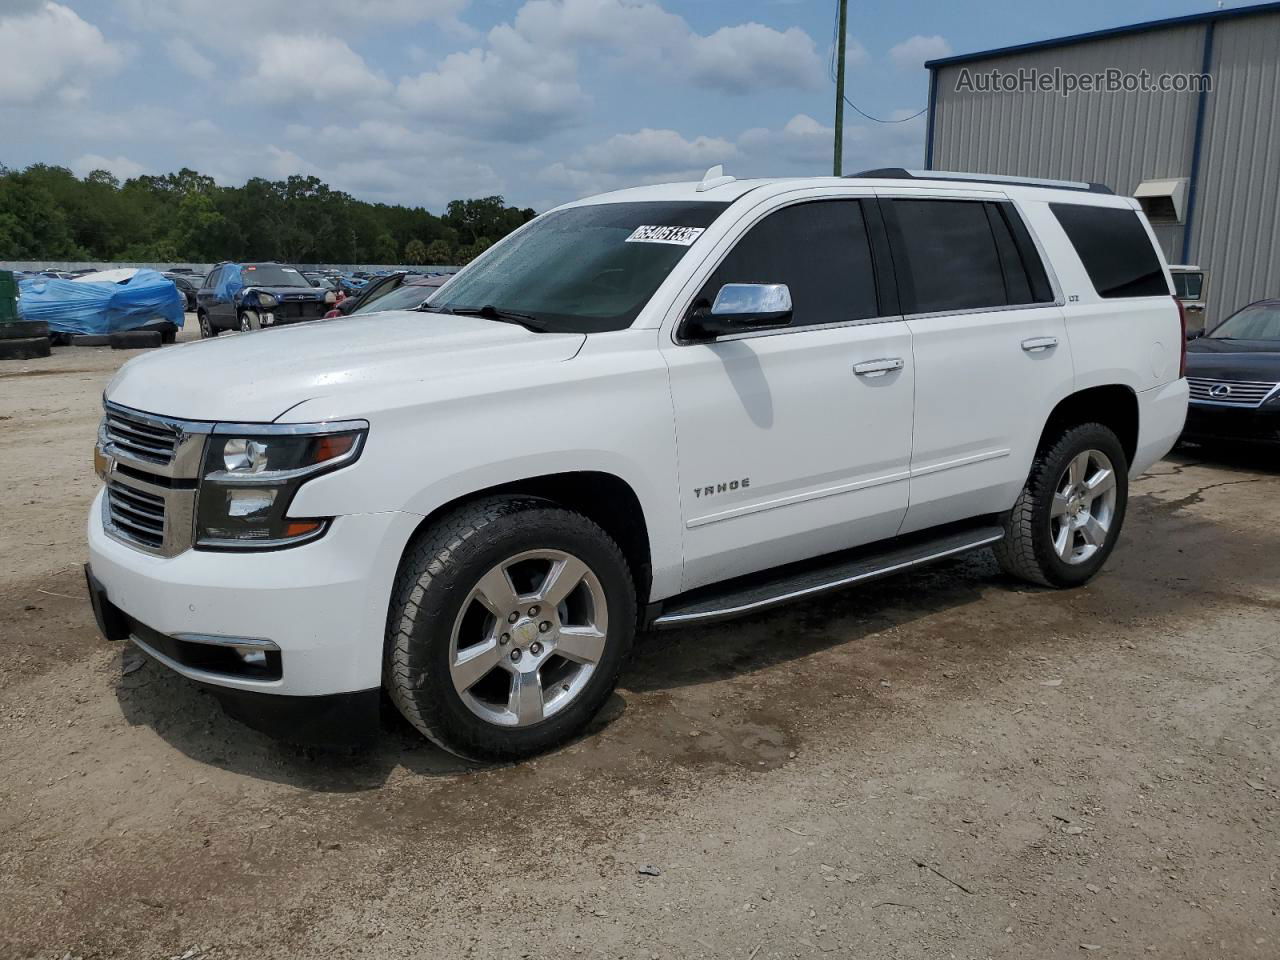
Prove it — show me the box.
[226,488,276,518]
[235,648,268,667]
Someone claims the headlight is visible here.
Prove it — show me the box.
[257,292,278,308]
[195,422,367,550]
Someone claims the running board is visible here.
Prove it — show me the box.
[650,521,1004,629]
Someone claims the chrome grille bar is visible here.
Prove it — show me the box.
[1187,377,1280,408]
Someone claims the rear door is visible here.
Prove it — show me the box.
[880,192,1074,534]
[661,194,916,591]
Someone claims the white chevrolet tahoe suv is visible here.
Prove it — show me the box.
[87,168,1189,760]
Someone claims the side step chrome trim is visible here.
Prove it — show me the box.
[651,525,1003,629]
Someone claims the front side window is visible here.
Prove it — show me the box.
[1209,302,1280,341]
[693,200,880,329]
[427,201,729,333]
[1050,203,1169,299]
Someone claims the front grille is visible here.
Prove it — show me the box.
[276,300,323,320]
[104,407,181,464]
[1187,378,1279,408]
[106,480,167,550]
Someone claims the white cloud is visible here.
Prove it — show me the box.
[245,35,391,103]
[0,2,122,103]
[844,35,870,68]
[888,34,951,70]
[71,153,147,180]
[739,113,834,167]
[688,23,821,93]
[399,0,823,142]
[166,37,214,80]
[576,128,737,176]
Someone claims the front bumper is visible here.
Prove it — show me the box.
[1183,401,1280,445]
[87,488,421,698]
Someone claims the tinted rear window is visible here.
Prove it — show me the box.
[1050,204,1169,298]
[884,199,1008,313]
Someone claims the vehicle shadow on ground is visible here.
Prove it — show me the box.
[113,450,1280,789]
[1169,441,1280,475]
[113,662,476,792]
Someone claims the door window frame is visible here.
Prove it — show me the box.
[667,187,902,346]
[878,193,1065,321]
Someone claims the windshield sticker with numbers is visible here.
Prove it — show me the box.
[624,225,706,246]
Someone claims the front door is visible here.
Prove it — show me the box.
[662,197,915,592]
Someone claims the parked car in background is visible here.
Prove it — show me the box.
[1183,298,1280,446]
[195,262,335,337]
[163,272,201,312]
[323,271,446,318]
[88,169,1186,760]
[1169,264,1207,335]
[347,274,448,316]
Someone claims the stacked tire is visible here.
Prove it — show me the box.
[0,271,51,361]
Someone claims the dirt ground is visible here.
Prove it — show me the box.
[1,324,1278,960]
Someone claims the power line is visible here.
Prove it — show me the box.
[830,0,927,126]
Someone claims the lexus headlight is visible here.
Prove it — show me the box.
[257,292,279,308]
[195,422,367,549]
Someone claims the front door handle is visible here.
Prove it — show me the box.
[1021,336,1059,353]
[853,358,905,377]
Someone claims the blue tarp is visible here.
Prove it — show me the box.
[215,264,243,300]
[18,270,185,335]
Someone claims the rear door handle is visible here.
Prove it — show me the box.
[1021,336,1058,353]
[853,358,905,377]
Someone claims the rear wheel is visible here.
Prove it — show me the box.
[995,422,1128,588]
[385,497,636,760]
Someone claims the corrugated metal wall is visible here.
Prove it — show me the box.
[1192,15,1280,322]
[931,25,1205,264]
[929,13,1280,322]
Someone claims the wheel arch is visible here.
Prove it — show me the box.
[1038,385,1139,468]
[398,470,654,603]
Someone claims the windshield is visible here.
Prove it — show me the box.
[354,282,439,315]
[426,200,729,333]
[1209,302,1280,340]
[242,264,310,288]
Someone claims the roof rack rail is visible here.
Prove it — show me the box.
[847,167,1114,195]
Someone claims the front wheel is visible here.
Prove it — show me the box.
[238,311,259,333]
[197,311,217,339]
[994,422,1129,588]
[385,497,636,761]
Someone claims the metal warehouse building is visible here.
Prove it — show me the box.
[924,1,1280,326]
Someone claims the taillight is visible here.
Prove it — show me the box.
[1174,295,1187,378]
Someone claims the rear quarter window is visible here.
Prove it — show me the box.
[1050,203,1170,299]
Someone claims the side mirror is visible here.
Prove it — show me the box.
[1186,328,1204,341]
[686,283,793,339]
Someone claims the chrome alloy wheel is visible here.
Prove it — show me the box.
[1050,449,1118,565]
[449,549,609,727]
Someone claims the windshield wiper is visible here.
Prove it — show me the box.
[445,304,546,332]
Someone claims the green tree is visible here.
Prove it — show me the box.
[403,237,428,265]
[372,233,398,264]
[425,238,453,265]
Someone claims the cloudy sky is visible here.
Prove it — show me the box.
[0,0,1221,212]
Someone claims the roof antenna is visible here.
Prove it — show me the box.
[697,164,736,192]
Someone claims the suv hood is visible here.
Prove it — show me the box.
[106,311,587,422]
[243,285,325,299]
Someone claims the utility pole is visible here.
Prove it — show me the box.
[833,0,848,176]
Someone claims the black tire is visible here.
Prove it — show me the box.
[0,320,48,339]
[110,330,162,349]
[994,422,1129,588]
[238,311,258,333]
[0,336,51,360]
[385,496,636,761]
[197,311,217,339]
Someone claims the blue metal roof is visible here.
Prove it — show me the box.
[925,0,1280,69]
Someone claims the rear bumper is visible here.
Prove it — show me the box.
[1183,402,1280,445]
[1132,378,1190,476]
